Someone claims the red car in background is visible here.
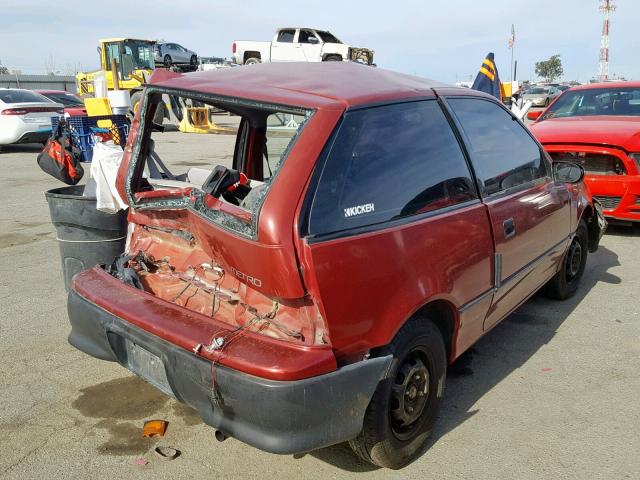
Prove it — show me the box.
[529,82,640,223]
[35,90,86,116]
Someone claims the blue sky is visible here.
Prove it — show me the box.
[2,0,638,82]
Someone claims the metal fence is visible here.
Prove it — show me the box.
[0,74,76,92]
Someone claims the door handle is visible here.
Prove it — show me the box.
[503,218,516,239]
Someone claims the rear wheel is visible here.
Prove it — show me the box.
[244,56,260,65]
[190,55,198,67]
[349,316,446,469]
[164,55,172,68]
[324,55,342,62]
[543,219,588,300]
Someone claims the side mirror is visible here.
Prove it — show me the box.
[554,162,584,184]
[527,110,542,120]
[308,36,319,44]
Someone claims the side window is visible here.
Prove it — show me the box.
[308,100,477,236]
[447,98,547,196]
[277,30,295,43]
[298,30,316,44]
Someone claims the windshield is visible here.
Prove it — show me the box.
[122,40,155,72]
[527,88,548,95]
[316,31,341,43]
[0,89,50,104]
[541,86,640,120]
[42,92,83,106]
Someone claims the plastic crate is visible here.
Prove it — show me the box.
[51,115,130,162]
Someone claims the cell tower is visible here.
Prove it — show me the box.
[598,0,616,82]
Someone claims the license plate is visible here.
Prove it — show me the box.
[125,340,174,397]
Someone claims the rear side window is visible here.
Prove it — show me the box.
[0,89,50,104]
[308,100,477,236]
[447,98,547,196]
[277,30,295,43]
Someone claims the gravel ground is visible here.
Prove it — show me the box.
[0,130,639,480]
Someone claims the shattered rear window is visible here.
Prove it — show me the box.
[126,87,311,239]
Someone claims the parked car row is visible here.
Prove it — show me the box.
[0,89,89,150]
[529,81,640,223]
[0,89,64,149]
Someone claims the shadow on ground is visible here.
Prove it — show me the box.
[305,244,621,471]
[0,143,43,154]
[67,243,621,469]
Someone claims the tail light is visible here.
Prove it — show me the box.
[1,108,28,115]
[232,42,236,54]
[1,107,63,115]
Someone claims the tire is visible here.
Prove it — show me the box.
[544,98,550,107]
[324,55,342,62]
[130,91,165,124]
[164,55,172,68]
[349,316,447,469]
[190,55,198,67]
[244,56,261,65]
[542,220,588,300]
[130,91,143,119]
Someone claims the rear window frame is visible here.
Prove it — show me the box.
[126,85,314,240]
[442,95,551,200]
[0,89,51,104]
[300,96,482,242]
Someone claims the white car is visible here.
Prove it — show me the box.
[0,89,63,150]
[232,28,374,65]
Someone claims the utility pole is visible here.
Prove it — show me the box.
[598,0,616,82]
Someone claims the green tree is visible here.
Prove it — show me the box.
[535,55,563,82]
[0,59,8,75]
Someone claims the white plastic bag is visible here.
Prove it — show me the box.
[90,142,127,213]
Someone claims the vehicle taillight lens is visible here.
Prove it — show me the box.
[1,107,63,115]
[232,42,236,54]
[1,108,28,115]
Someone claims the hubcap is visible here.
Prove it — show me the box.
[390,352,430,439]
[565,238,583,280]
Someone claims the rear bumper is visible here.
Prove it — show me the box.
[15,129,51,144]
[67,289,392,454]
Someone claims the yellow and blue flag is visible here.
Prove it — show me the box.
[471,52,502,99]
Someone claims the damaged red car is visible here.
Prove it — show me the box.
[529,81,640,223]
[67,63,606,468]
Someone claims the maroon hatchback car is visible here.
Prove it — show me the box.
[67,63,605,468]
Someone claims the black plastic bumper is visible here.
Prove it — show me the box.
[67,290,392,454]
[16,130,51,144]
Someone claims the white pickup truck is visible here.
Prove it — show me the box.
[232,28,374,66]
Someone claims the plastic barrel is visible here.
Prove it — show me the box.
[45,185,127,292]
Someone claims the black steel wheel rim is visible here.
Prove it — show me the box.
[389,348,431,440]
[565,237,583,281]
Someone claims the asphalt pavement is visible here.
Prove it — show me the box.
[0,132,639,479]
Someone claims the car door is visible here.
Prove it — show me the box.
[300,99,495,355]
[445,96,571,331]
[298,29,323,62]
[271,29,305,61]
[176,44,190,63]
[162,43,175,62]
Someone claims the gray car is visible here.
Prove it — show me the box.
[154,43,198,67]
[523,86,562,107]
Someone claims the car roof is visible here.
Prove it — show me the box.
[35,90,72,94]
[148,62,473,109]
[569,81,640,91]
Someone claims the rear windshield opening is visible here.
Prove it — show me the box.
[128,89,310,238]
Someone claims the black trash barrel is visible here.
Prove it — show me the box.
[45,185,127,291]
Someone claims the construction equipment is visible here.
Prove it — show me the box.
[76,38,157,112]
